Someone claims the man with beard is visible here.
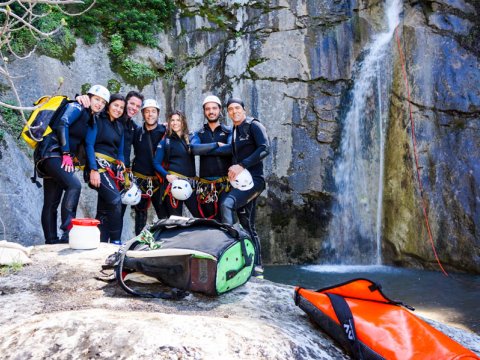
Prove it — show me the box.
[192,95,232,220]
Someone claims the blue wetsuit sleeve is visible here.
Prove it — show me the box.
[206,143,232,156]
[85,122,98,171]
[153,139,168,177]
[239,121,270,168]
[56,102,83,154]
[187,132,219,155]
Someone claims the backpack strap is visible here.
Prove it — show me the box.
[325,293,364,360]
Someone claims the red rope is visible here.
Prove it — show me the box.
[395,27,448,276]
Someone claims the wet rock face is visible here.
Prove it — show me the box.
[382,1,480,272]
[2,0,480,272]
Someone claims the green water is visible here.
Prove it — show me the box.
[264,265,480,335]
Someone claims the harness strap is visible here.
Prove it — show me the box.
[95,152,116,162]
[95,152,123,190]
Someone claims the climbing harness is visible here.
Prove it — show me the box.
[132,171,162,211]
[95,152,125,191]
[196,177,230,219]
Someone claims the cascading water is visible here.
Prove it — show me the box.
[324,0,403,265]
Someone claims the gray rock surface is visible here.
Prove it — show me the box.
[1,0,479,272]
[0,244,479,359]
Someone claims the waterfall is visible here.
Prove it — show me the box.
[324,0,402,264]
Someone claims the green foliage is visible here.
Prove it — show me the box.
[197,2,233,29]
[0,103,24,137]
[107,79,122,94]
[36,9,76,61]
[0,262,23,276]
[119,58,158,87]
[67,0,174,85]
[81,83,92,95]
[69,0,175,50]
[110,34,124,57]
[161,58,176,80]
[0,101,31,151]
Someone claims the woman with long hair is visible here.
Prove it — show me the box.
[153,110,221,218]
[85,93,126,243]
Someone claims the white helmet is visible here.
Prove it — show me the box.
[231,169,254,191]
[142,98,160,110]
[87,85,110,103]
[202,95,222,108]
[171,179,193,200]
[121,183,141,205]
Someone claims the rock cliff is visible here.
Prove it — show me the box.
[1,0,479,272]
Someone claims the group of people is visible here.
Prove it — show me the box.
[34,86,270,277]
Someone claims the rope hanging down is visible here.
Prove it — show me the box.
[394,27,448,276]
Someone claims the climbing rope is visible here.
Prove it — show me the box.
[394,27,448,276]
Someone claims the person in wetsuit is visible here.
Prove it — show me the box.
[193,95,232,220]
[85,93,126,244]
[130,99,167,234]
[153,110,223,218]
[77,90,144,218]
[219,97,270,278]
[36,85,110,244]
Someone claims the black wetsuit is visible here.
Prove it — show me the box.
[122,116,138,169]
[99,116,137,220]
[153,132,218,218]
[193,123,232,220]
[85,110,125,242]
[131,123,167,234]
[219,117,270,266]
[36,102,92,244]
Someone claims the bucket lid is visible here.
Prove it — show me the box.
[71,218,101,226]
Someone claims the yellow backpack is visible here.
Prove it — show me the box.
[20,95,71,148]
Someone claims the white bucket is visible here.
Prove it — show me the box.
[69,218,101,250]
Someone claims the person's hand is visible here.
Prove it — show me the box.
[61,154,74,173]
[166,174,178,183]
[217,142,226,147]
[228,164,244,182]
[76,95,91,108]
[90,170,101,188]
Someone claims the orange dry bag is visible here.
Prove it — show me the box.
[294,278,479,360]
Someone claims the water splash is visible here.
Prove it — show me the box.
[325,0,403,264]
